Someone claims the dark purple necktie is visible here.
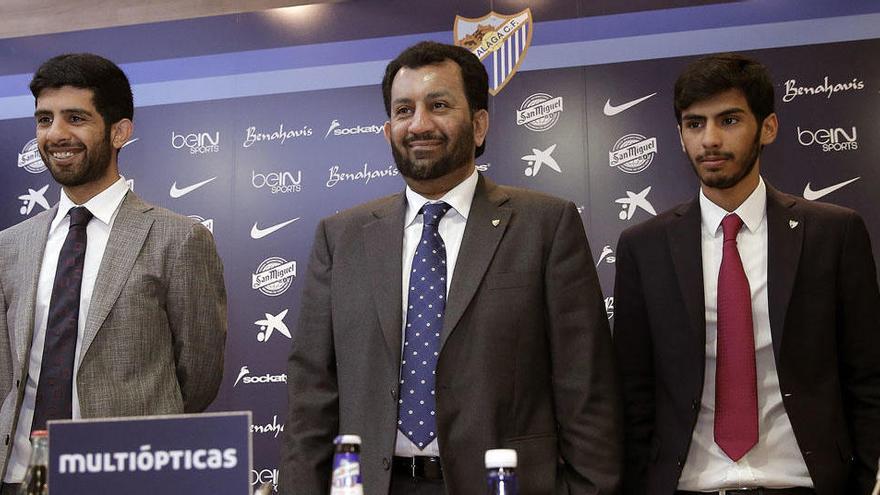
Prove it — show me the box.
[32,206,93,431]
[398,202,451,449]
[714,213,758,461]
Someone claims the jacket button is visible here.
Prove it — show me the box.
[390,388,396,400]
[804,450,812,457]
[382,457,390,470]
[691,399,699,410]
[4,434,8,445]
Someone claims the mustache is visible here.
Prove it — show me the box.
[404,132,446,145]
[697,152,734,162]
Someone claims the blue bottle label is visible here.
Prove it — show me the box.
[330,452,363,495]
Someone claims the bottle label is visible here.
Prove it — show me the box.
[330,453,363,495]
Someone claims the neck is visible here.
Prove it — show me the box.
[407,163,475,200]
[64,168,120,205]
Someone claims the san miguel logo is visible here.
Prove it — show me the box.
[454,8,533,96]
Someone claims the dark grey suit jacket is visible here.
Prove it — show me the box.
[613,184,880,495]
[282,174,622,494]
[0,191,227,476]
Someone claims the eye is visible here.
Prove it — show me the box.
[432,101,449,110]
[722,116,739,126]
[394,106,412,117]
[36,116,52,126]
[684,120,703,129]
[69,114,85,123]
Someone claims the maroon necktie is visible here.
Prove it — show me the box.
[714,213,758,461]
[32,206,93,431]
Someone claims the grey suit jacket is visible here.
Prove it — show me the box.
[282,174,622,495]
[0,191,227,475]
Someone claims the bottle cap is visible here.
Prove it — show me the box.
[334,434,362,445]
[485,449,517,468]
[30,430,48,438]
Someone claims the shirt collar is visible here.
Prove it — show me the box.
[404,168,478,227]
[52,176,130,231]
[699,176,766,236]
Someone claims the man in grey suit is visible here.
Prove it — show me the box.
[282,41,621,494]
[0,53,227,493]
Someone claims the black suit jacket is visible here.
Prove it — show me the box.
[613,184,880,495]
[281,174,622,494]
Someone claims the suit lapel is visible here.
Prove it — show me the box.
[440,176,511,351]
[666,198,707,348]
[80,192,153,355]
[14,209,55,366]
[362,194,406,360]
[765,185,803,358]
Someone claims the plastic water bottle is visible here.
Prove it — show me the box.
[330,434,364,495]
[485,448,518,495]
[19,430,48,495]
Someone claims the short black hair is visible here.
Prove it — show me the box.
[382,41,488,158]
[674,52,774,124]
[30,53,134,126]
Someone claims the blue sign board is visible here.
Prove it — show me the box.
[48,412,252,495]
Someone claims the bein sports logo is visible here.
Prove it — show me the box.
[797,125,858,152]
[252,170,302,195]
[171,131,220,154]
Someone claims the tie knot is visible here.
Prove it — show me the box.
[721,213,743,241]
[68,206,93,228]
[421,202,451,227]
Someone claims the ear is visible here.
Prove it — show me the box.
[677,124,686,153]
[110,119,133,149]
[472,109,489,148]
[382,120,392,144]
[760,113,778,145]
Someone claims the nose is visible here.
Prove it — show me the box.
[43,119,71,144]
[701,121,722,149]
[408,104,434,135]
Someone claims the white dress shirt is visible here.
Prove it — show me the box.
[5,177,129,482]
[678,178,812,490]
[394,168,478,457]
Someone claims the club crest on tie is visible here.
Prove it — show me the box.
[453,8,533,96]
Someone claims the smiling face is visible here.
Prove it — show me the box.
[384,59,488,198]
[35,85,131,203]
[679,88,777,210]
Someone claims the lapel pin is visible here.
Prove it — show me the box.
[491,219,500,227]
[789,220,799,229]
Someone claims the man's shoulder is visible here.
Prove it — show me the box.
[0,208,53,244]
[775,187,859,221]
[321,192,402,228]
[619,200,692,243]
[124,193,205,237]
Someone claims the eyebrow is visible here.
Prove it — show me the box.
[681,106,747,121]
[34,107,94,117]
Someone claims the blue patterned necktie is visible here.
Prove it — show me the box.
[398,202,451,449]
[32,206,93,431]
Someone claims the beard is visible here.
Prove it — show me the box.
[390,121,475,181]
[41,126,113,188]
[689,127,762,190]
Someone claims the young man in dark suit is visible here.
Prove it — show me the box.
[614,53,880,495]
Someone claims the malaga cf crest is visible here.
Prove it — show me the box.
[454,8,533,96]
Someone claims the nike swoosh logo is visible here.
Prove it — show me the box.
[169,177,216,198]
[803,177,860,200]
[603,92,657,116]
[250,217,301,239]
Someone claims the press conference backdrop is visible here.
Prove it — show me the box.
[0,0,878,491]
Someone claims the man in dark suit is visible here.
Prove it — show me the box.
[613,53,880,495]
[282,41,621,494]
